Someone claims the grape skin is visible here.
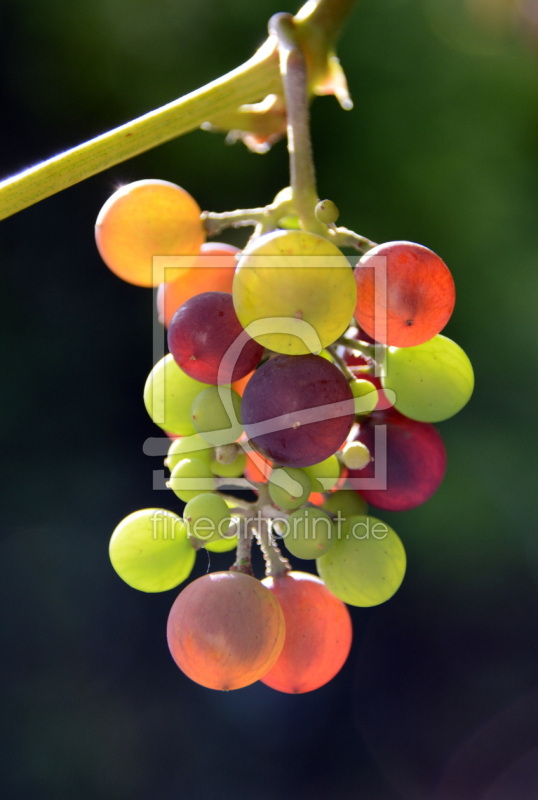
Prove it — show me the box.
[167,572,285,690]
[260,571,352,694]
[242,354,355,468]
[144,354,210,437]
[168,291,264,385]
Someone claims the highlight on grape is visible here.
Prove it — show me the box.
[86,4,476,694]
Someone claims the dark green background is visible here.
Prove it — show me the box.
[1,1,538,798]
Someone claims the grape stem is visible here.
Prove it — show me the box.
[270,14,326,236]
[327,344,360,383]
[255,519,292,578]
[336,335,376,359]
[230,522,254,575]
[0,0,360,221]
[331,227,377,253]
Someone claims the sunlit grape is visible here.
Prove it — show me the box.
[169,457,215,503]
[183,493,231,543]
[95,180,205,287]
[284,507,335,559]
[165,435,213,472]
[233,230,356,355]
[109,508,195,592]
[261,571,352,693]
[191,386,243,446]
[317,516,406,606]
[167,572,285,690]
[382,334,474,422]
[302,455,341,492]
[268,467,312,511]
[144,354,210,436]
[355,241,455,347]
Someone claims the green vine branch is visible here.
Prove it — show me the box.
[0,0,359,222]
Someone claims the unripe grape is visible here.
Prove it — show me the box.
[183,493,231,543]
[342,441,371,470]
[144,354,210,437]
[302,455,341,493]
[284,507,335,559]
[315,199,340,224]
[167,572,285,690]
[350,379,378,416]
[165,435,213,472]
[169,457,215,503]
[268,467,312,510]
[190,386,243,446]
[109,509,196,592]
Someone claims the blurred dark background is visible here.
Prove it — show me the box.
[1,0,538,798]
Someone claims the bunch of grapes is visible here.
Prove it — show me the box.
[99,177,474,694]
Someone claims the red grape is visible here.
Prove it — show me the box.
[242,354,355,468]
[354,241,455,347]
[348,407,447,511]
[168,292,264,384]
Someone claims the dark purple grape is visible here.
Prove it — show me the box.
[168,292,264,384]
[242,354,355,468]
[348,407,446,511]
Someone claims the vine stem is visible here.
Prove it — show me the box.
[270,14,326,235]
[0,0,360,222]
[255,519,292,578]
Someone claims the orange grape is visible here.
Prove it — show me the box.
[95,179,205,287]
[260,571,352,693]
[167,571,285,690]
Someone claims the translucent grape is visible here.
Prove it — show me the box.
[183,493,231,543]
[144,354,210,436]
[354,241,455,347]
[168,292,264,384]
[95,180,205,287]
[317,516,406,606]
[382,334,474,422]
[210,450,247,479]
[242,354,355,468]
[284,507,335,559]
[322,490,368,537]
[302,455,341,493]
[169,457,215,503]
[157,242,239,327]
[109,508,196,592]
[233,229,356,355]
[260,572,352,694]
[165,435,213,472]
[268,467,312,511]
[167,571,285,690]
[348,407,447,511]
[350,379,378,415]
[342,441,371,470]
[190,386,243,446]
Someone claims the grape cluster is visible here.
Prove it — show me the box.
[99,179,474,693]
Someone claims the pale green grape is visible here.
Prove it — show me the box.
[144,354,209,436]
[183,493,231,543]
[203,498,241,552]
[169,457,215,503]
[317,515,406,606]
[166,435,213,472]
[342,442,371,470]
[350,379,378,415]
[190,386,243,446]
[382,334,474,423]
[268,467,311,510]
[233,230,357,355]
[303,455,341,493]
[109,508,195,592]
[284,507,335,559]
[210,450,247,478]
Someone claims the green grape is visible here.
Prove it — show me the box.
[183,493,231,543]
[169,457,215,503]
[382,334,474,423]
[144,354,210,436]
[322,490,368,537]
[109,508,195,592]
[210,451,247,478]
[303,455,341,493]
[268,467,311,510]
[166,435,213,472]
[284,507,335,559]
[190,386,243,446]
[350,379,378,415]
[202,498,241,552]
[317,515,406,607]
[233,229,357,356]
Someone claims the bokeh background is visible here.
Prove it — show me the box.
[1,0,538,798]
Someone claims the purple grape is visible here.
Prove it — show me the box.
[242,354,355,468]
[348,407,446,511]
[168,292,264,384]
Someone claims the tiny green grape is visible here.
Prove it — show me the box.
[166,435,213,472]
[268,467,311,510]
[190,386,243,446]
[183,493,232,543]
[303,455,341,493]
[350,379,378,415]
[169,457,215,503]
[144,354,210,436]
